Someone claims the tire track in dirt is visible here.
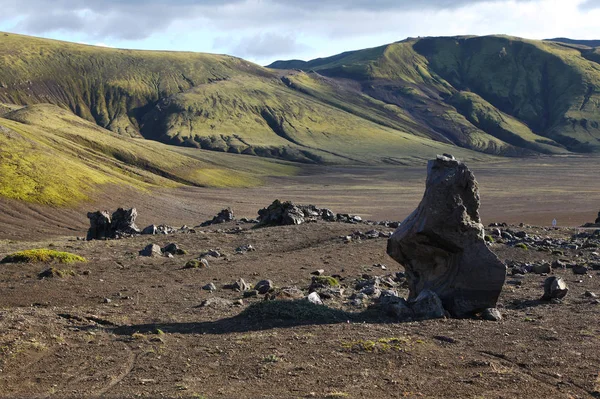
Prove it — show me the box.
[93,343,136,397]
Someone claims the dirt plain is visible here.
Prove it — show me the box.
[0,155,599,399]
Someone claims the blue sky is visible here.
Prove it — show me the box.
[0,0,599,65]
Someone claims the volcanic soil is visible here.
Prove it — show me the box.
[0,155,599,398]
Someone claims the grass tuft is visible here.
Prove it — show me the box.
[1,249,86,264]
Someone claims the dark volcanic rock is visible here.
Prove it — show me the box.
[201,208,235,227]
[542,276,569,300]
[87,208,140,240]
[86,211,112,240]
[386,155,507,317]
[257,200,306,226]
[596,211,600,224]
[111,208,140,237]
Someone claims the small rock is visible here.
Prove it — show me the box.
[542,276,569,300]
[572,265,589,275]
[235,244,255,254]
[162,243,186,255]
[139,244,162,257]
[584,291,598,298]
[184,259,209,269]
[532,263,551,274]
[481,308,502,321]
[202,283,216,291]
[243,290,258,298]
[227,278,250,292]
[307,292,323,305]
[311,269,325,276]
[410,290,445,320]
[142,225,157,235]
[254,279,274,294]
[103,298,112,304]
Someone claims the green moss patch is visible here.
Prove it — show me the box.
[1,249,87,264]
[311,276,340,287]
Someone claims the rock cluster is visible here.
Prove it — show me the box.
[201,208,235,227]
[87,208,140,240]
[256,199,386,227]
[386,155,507,317]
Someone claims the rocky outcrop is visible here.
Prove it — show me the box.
[256,200,366,227]
[201,208,235,227]
[86,211,112,240]
[386,155,507,317]
[596,211,600,224]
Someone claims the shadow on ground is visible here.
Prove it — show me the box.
[109,300,389,336]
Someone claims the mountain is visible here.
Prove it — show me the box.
[0,32,487,167]
[1,32,600,182]
[545,38,600,48]
[270,35,600,154]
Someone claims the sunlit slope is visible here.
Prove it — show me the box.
[270,35,600,153]
[139,74,488,164]
[0,104,296,205]
[0,32,271,137]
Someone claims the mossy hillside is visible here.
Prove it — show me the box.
[0,32,272,135]
[0,104,298,204]
[140,74,486,164]
[0,249,86,264]
[271,35,600,154]
[413,36,600,151]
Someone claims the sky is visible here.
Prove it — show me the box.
[0,0,599,65]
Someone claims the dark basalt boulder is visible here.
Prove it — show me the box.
[596,211,600,224]
[86,211,112,240]
[111,208,140,237]
[201,208,235,227]
[386,155,507,317]
[257,200,306,226]
[87,208,139,240]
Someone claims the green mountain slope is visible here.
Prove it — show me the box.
[270,35,600,153]
[1,32,599,170]
[0,103,296,205]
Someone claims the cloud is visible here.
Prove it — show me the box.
[215,32,311,58]
[579,0,600,9]
[0,0,537,41]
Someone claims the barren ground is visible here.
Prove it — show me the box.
[0,155,599,399]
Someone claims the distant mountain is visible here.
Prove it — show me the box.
[545,38,600,48]
[1,32,600,183]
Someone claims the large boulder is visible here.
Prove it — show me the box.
[86,211,112,240]
[596,211,600,224]
[257,200,305,226]
[111,208,140,237]
[386,155,506,317]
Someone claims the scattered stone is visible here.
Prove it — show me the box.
[156,225,177,235]
[572,265,589,275]
[142,225,158,235]
[139,244,162,257]
[235,244,255,254]
[202,282,216,291]
[38,268,76,279]
[254,279,274,294]
[311,269,325,276]
[103,298,112,304]
[532,263,551,275]
[162,243,186,255]
[184,259,209,269]
[201,208,235,227]
[243,290,259,298]
[203,250,221,258]
[226,278,250,292]
[542,276,569,301]
[481,308,502,321]
[386,155,506,317]
[307,292,323,305]
[584,291,597,298]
